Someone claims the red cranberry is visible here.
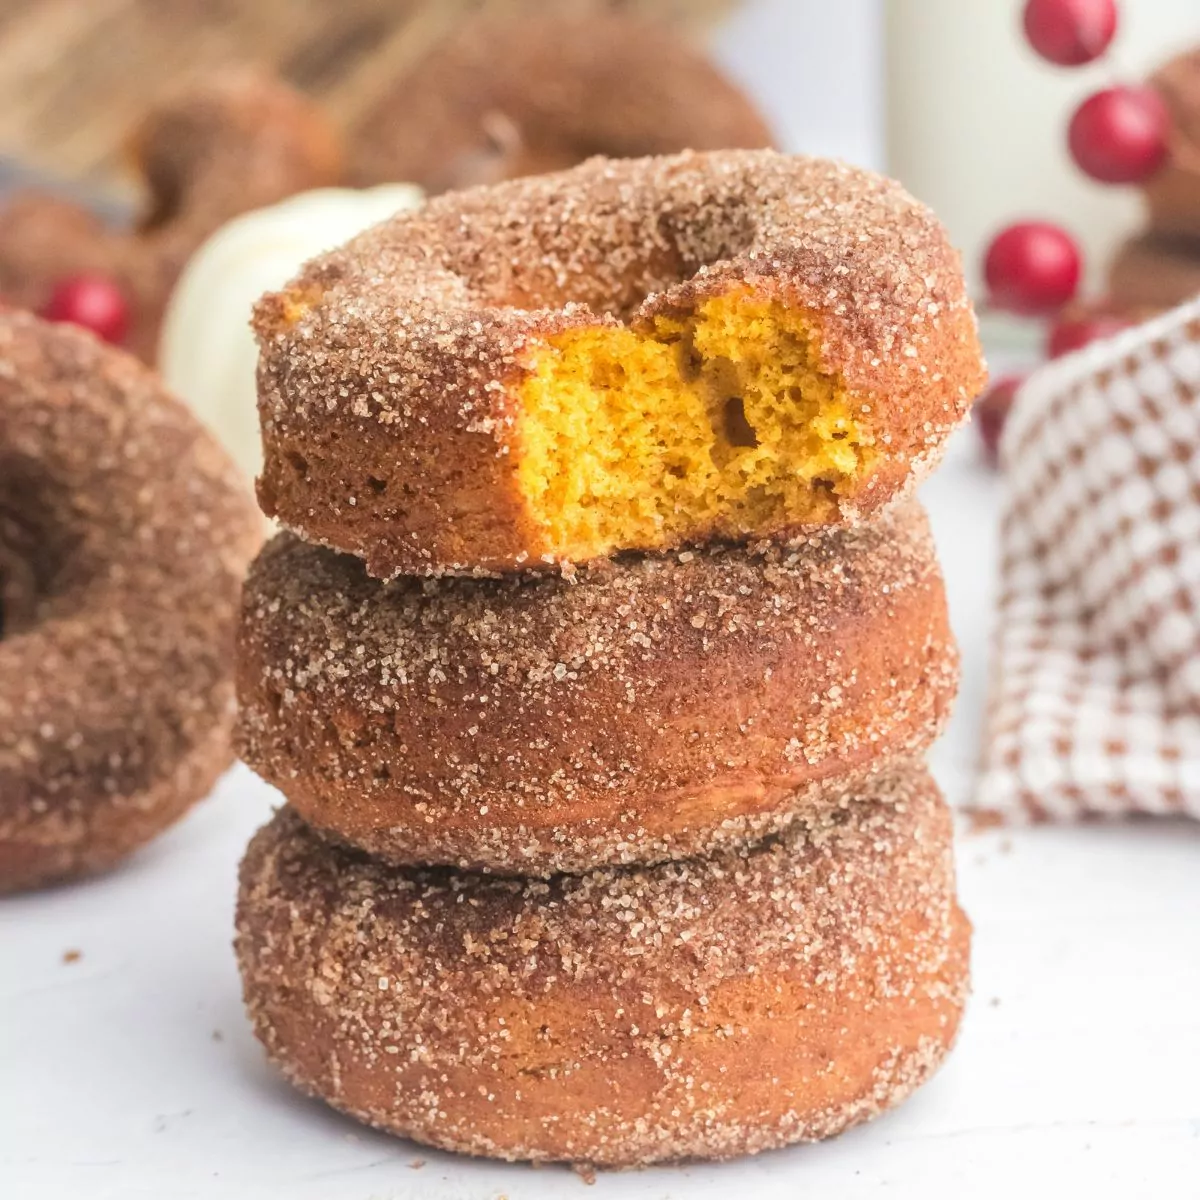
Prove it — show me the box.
[39,274,129,345]
[1022,0,1117,67]
[1068,86,1170,184]
[984,222,1082,315]
[976,376,1026,465]
[1046,312,1133,357]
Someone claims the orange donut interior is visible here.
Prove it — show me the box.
[516,286,877,561]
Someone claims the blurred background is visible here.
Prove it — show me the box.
[3,0,1200,460]
[4,0,1199,275]
[0,0,879,191]
[4,0,1200,320]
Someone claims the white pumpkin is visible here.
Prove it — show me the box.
[159,184,424,486]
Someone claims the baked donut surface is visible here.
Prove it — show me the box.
[349,13,773,192]
[236,501,956,875]
[255,150,986,578]
[236,770,970,1167]
[0,312,260,892]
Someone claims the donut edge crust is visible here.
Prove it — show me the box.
[0,712,232,894]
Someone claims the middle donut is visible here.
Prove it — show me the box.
[237,501,956,876]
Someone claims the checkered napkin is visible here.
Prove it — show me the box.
[976,296,1200,821]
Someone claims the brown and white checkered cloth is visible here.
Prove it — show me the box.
[976,296,1200,821]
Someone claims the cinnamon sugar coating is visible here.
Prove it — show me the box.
[255,149,985,577]
[236,770,970,1167]
[0,312,261,892]
[349,12,773,192]
[236,501,957,875]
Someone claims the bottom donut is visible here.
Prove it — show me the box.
[235,769,970,1167]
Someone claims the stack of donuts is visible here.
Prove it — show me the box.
[234,149,987,1168]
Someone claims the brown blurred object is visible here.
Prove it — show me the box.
[349,11,773,191]
[0,0,737,192]
[1108,233,1200,314]
[0,71,341,360]
[1107,46,1200,316]
[1143,47,1200,242]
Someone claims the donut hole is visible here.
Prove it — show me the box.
[0,470,71,636]
[0,539,27,639]
[0,558,39,640]
[515,287,876,560]
[138,157,185,234]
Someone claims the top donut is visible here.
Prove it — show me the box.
[254,150,986,577]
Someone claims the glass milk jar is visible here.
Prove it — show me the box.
[885,0,1200,304]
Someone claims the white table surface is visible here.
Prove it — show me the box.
[3,430,1199,1200]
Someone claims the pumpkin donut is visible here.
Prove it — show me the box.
[255,150,986,578]
[0,69,342,363]
[349,12,773,193]
[236,501,956,876]
[235,769,970,1167]
[0,312,260,893]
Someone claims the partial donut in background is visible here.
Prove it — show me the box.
[349,12,775,192]
[1143,46,1200,242]
[1108,232,1200,314]
[0,70,342,363]
[0,312,261,893]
